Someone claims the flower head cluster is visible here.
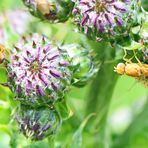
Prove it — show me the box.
[8,33,98,140]
[16,105,61,140]
[73,0,139,41]
[23,0,74,23]
[9,34,71,107]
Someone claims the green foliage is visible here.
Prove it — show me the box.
[112,100,148,148]
[0,0,147,148]
[55,100,73,120]
[0,68,7,83]
[71,113,96,148]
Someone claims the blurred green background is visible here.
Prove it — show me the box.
[0,0,148,148]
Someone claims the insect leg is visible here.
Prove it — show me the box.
[133,50,142,65]
[123,49,135,64]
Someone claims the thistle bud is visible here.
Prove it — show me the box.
[15,105,61,141]
[72,0,140,41]
[8,34,72,107]
[62,44,98,87]
[22,0,74,23]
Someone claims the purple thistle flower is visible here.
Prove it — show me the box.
[9,34,71,107]
[73,0,139,41]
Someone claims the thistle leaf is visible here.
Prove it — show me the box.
[71,113,96,148]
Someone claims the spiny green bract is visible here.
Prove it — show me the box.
[62,44,98,87]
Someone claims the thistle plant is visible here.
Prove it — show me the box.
[72,0,140,41]
[0,0,148,147]
[5,32,97,141]
[22,0,74,23]
[15,105,61,140]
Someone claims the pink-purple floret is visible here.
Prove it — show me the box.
[73,0,132,34]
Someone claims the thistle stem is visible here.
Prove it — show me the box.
[85,43,119,147]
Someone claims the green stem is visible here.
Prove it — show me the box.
[85,42,119,147]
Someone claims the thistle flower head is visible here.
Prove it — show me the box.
[9,34,71,107]
[16,105,61,140]
[23,0,74,23]
[73,0,140,41]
